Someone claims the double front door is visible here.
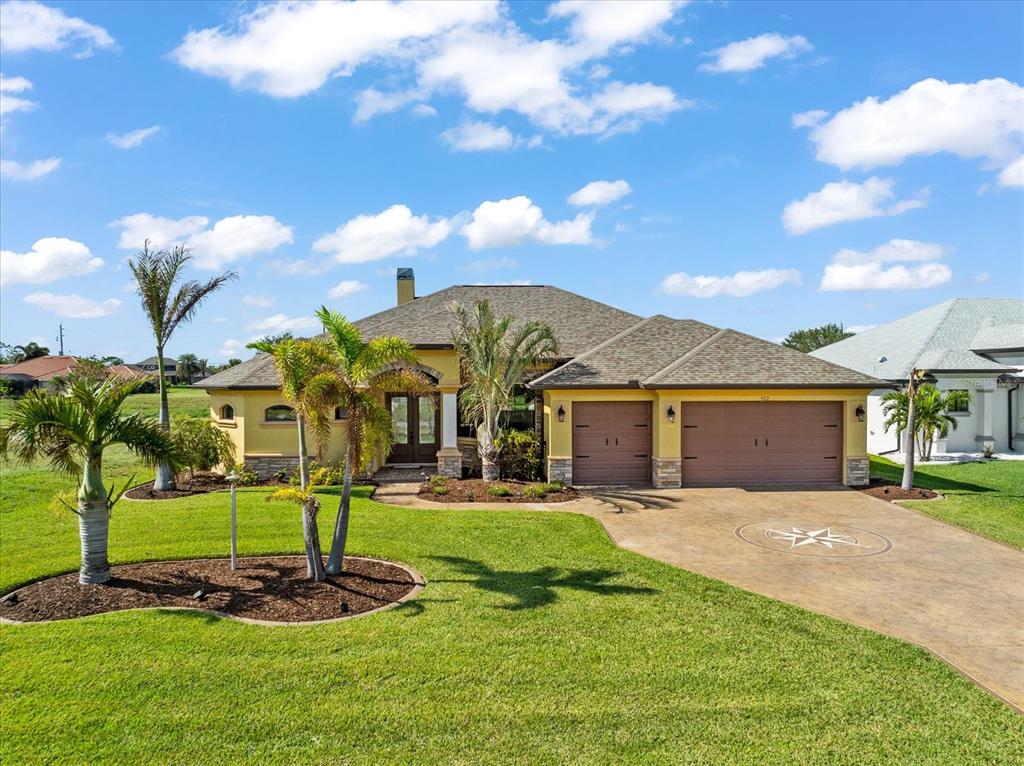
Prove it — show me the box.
[387,394,440,464]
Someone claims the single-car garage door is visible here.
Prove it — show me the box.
[573,402,651,485]
[681,401,842,486]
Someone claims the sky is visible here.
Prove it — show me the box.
[1,0,1022,364]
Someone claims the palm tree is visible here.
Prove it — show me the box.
[12,341,50,362]
[883,383,970,461]
[315,306,430,574]
[0,376,177,584]
[196,358,211,381]
[177,353,200,384]
[449,300,557,481]
[247,336,345,580]
[129,242,236,490]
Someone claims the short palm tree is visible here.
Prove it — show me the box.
[177,353,200,384]
[129,242,236,491]
[196,358,211,380]
[884,384,970,461]
[315,306,430,575]
[13,341,50,361]
[0,376,177,584]
[449,300,558,481]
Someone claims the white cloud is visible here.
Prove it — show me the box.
[242,293,274,308]
[441,120,522,152]
[973,271,991,284]
[660,268,801,298]
[699,33,812,74]
[791,109,827,129]
[23,292,121,318]
[0,73,36,115]
[0,0,115,55]
[0,156,60,180]
[782,177,926,235]
[110,213,293,269]
[997,155,1024,187]
[799,78,1024,178]
[314,204,452,264]
[172,1,497,98]
[1,237,103,286]
[327,279,368,299]
[106,125,162,149]
[819,239,952,291]
[215,338,243,358]
[460,196,593,250]
[246,313,320,335]
[172,0,688,138]
[412,103,437,117]
[845,324,876,334]
[567,179,631,207]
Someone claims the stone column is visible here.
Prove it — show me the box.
[437,389,462,477]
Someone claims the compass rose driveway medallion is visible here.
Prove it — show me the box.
[736,520,893,558]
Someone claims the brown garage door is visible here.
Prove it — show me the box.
[681,401,842,486]
[573,402,651,485]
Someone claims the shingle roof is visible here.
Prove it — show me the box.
[0,355,78,381]
[811,298,1024,380]
[529,316,887,389]
[194,353,279,389]
[971,323,1024,352]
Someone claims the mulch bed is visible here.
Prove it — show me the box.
[857,479,938,502]
[1,556,417,624]
[418,478,579,503]
[125,471,280,500]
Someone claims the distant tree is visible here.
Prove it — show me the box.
[781,323,855,353]
[253,332,293,347]
[100,356,124,366]
[0,342,16,364]
[226,358,242,367]
[196,358,210,380]
[177,353,200,383]
[11,342,50,362]
[129,242,236,491]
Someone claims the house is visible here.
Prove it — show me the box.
[134,356,179,383]
[812,298,1024,455]
[199,269,887,487]
[0,355,79,393]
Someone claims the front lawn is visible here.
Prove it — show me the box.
[1,396,1022,763]
[871,455,1024,550]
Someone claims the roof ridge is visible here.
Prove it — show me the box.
[908,298,961,371]
[528,315,663,387]
[725,327,882,381]
[642,327,728,385]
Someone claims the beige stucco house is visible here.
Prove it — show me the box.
[199,269,887,487]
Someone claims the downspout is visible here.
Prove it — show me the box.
[1009,383,1020,451]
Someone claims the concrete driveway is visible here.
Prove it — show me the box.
[580,486,1024,711]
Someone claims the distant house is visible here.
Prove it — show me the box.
[813,298,1024,454]
[0,355,80,393]
[135,356,180,383]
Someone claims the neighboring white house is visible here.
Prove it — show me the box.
[812,298,1024,455]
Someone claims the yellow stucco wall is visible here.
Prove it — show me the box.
[543,388,869,483]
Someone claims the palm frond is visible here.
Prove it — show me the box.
[315,306,363,364]
[266,486,312,506]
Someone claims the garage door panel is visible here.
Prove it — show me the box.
[573,402,651,485]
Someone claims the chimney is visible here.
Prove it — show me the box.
[396,267,415,305]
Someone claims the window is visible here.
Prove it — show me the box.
[947,389,971,415]
[334,406,347,420]
[219,404,234,421]
[456,386,535,438]
[265,405,296,422]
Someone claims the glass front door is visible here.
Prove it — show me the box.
[387,394,439,463]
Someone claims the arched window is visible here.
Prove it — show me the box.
[265,405,296,422]
[220,404,234,421]
[334,406,347,420]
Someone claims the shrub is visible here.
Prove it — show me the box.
[523,484,546,498]
[171,414,236,478]
[432,486,448,496]
[291,459,345,486]
[274,467,290,483]
[429,474,448,487]
[496,429,542,481]
[487,484,511,497]
[542,481,564,493]
[228,463,259,486]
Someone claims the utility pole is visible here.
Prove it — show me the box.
[56,324,65,355]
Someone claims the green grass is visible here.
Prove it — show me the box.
[871,455,1024,550]
[0,398,1021,763]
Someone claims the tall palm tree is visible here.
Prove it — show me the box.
[247,336,345,580]
[177,353,200,384]
[129,242,236,490]
[449,300,558,481]
[315,306,429,575]
[196,358,211,381]
[0,376,177,584]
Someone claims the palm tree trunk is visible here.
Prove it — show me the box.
[325,446,355,575]
[479,421,499,481]
[301,494,325,581]
[296,413,309,490]
[901,378,917,491]
[154,347,176,491]
[78,453,111,584]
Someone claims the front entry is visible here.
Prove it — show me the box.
[387,394,440,464]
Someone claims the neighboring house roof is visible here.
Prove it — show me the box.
[135,356,177,369]
[529,316,887,389]
[0,355,79,381]
[196,352,279,389]
[811,298,1024,380]
[108,364,149,379]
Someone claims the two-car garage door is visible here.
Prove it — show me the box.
[681,401,843,485]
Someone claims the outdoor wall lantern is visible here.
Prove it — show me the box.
[667,405,676,423]
[855,404,866,422]
[557,405,566,422]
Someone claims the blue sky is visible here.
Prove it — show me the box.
[1,0,1021,364]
